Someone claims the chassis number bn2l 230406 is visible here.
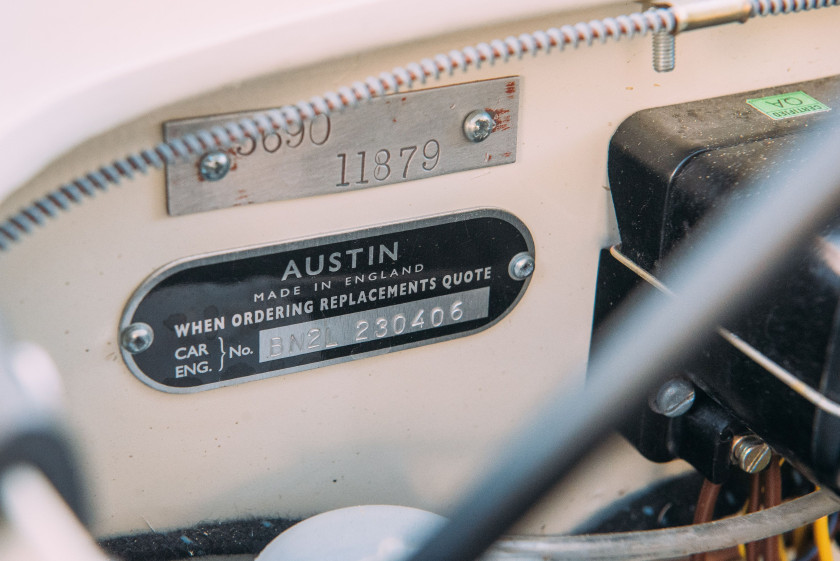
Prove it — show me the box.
[119,210,533,393]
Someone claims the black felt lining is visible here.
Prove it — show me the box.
[98,517,301,561]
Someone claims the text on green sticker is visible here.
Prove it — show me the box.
[746,91,831,120]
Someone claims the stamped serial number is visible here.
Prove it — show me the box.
[164,77,518,216]
[336,140,441,187]
[257,287,489,363]
[234,114,332,157]
[354,300,463,342]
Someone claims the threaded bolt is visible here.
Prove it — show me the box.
[652,31,676,73]
[731,435,772,473]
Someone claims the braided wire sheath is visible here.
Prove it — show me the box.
[1,0,838,250]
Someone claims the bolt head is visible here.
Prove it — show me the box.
[463,110,495,143]
[199,150,231,181]
[509,252,535,281]
[650,378,695,417]
[121,323,154,354]
[732,435,772,473]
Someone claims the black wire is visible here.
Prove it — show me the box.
[407,114,840,561]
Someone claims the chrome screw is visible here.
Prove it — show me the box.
[120,323,154,354]
[199,150,231,181]
[463,110,496,143]
[731,434,772,473]
[649,378,695,417]
[652,30,676,72]
[509,252,535,281]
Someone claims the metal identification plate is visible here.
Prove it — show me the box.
[119,210,534,393]
[164,77,519,215]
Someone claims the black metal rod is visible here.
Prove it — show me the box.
[408,116,840,561]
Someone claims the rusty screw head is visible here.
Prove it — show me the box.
[731,434,772,473]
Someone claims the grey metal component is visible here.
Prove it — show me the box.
[652,31,676,72]
[671,0,752,32]
[0,320,84,520]
[651,0,752,34]
[120,323,154,354]
[198,150,232,181]
[649,0,754,71]
[10,342,63,411]
[462,110,496,142]
[731,434,772,473]
[164,78,519,216]
[649,378,695,417]
[0,324,62,442]
[1,466,110,561]
[508,252,535,281]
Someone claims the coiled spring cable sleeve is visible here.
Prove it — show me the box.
[1,0,839,251]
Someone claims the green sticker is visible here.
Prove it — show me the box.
[746,91,831,120]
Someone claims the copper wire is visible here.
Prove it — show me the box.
[762,457,783,561]
[746,473,763,561]
[690,479,723,561]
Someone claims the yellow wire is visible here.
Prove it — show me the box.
[778,534,790,561]
[774,457,790,561]
[793,525,808,552]
[814,515,833,561]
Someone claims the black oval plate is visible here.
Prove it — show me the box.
[120,209,534,393]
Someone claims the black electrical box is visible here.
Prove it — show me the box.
[594,75,840,489]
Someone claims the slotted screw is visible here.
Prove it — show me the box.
[731,435,772,473]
